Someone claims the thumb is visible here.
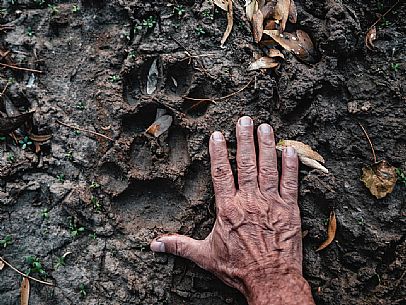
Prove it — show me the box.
[150,234,210,267]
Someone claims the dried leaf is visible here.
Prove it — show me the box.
[146,114,173,137]
[248,56,279,70]
[274,0,290,32]
[264,19,279,30]
[0,260,4,270]
[365,26,377,50]
[277,139,325,163]
[361,160,397,199]
[263,29,318,63]
[146,59,158,95]
[267,48,285,59]
[213,0,228,11]
[20,277,30,305]
[245,0,258,21]
[299,155,329,174]
[29,134,52,142]
[0,111,34,135]
[260,0,277,19]
[252,9,264,43]
[221,0,233,47]
[288,0,297,23]
[316,211,336,251]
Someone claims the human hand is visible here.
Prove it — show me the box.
[150,116,315,305]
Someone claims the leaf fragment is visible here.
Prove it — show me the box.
[245,0,258,21]
[251,9,264,43]
[146,114,173,137]
[220,0,233,47]
[299,155,329,174]
[274,0,290,32]
[146,59,158,95]
[20,277,30,305]
[0,111,34,135]
[361,160,397,199]
[277,139,325,163]
[365,26,377,50]
[248,56,279,71]
[288,0,297,23]
[316,211,336,252]
[0,261,4,270]
[267,48,285,59]
[213,0,228,11]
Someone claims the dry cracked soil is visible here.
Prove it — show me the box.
[0,0,405,304]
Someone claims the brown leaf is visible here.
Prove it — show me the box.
[0,260,4,270]
[267,48,285,59]
[299,155,329,173]
[274,0,290,32]
[248,56,279,70]
[220,0,233,46]
[277,139,325,163]
[263,29,318,63]
[260,0,277,19]
[20,277,30,305]
[288,0,297,23]
[316,212,336,251]
[245,0,258,21]
[29,134,52,142]
[252,9,264,43]
[361,160,397,199]
[146,115,173,137]
[213,0,228,11]
[0,111,34,135]
[365,26,377,50]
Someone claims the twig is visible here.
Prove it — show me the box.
[0,63,44,74]
[358,123,377,163]
[0,256,54,286]
[56,120,114,141]
[0,82,9,97]
[367,0,400,32]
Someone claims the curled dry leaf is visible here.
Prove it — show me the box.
[248,56,279,70]
[213,0,228,11]
[252,9,264,43]
[277,139,328,173]
[220,0,233,47]
[274,0,290,32]
[316,211,337,251]
[361,160,397,199]
[146,114,173,137]
[0,111,34,135]
[268,48,285,59]
[20,277,30,305]
[245,0,258,21]
[288,0,297,23]
[365,26,377,50]
[263,29,318,63]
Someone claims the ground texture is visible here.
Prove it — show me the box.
[0,0,405,304]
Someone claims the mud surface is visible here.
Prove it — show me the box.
[0,0,405,304]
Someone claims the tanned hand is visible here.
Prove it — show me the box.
[150,116,315,305]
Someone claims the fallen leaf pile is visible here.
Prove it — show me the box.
[276,140,328,173]
[245,0,317,70]
[316,211,336,252]
[361,160,397,199]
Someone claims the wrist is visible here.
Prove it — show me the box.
[243,269,315,305]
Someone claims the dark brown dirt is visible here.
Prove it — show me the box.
[0,0,405,304]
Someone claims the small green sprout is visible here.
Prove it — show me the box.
[73,130,81,136]
[390,63,400,72]
[72,4,80,13]
[41,208,49,219]
[90,196,102,212]
[76,101,86,110]
[79,283,87,298]
[8,0,16,5]
[109,75,120,83]
[69,217,85,237]
[396,168,406,186]
[65,151,74,161]
[26,256,47,276]
[54,252,71,270]
[6,153,15,163]
[89,232,97,240]
[27,27,35,37]
[19,136,33,150]
[48,4,59,15]
[128,50,137,59]
[34,0,46,6]
[202,9,214,20]
[195,26,206,36]
[142,16,157,29]
[0,9,7,17]
[174,5,185,17]
[90,181,100,189]
[0,136,6,142]
[57,174,65,183]
[0,235,13,248]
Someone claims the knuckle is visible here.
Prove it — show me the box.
[259,166,278,179]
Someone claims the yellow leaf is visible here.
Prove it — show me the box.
[361,160,397,199]
[20,277,30,305]
[221,0,233,46]
[316,212,336,252]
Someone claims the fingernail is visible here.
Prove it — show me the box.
[212,131,224,142]
[286,147,296,156]
[259,124,271,134]
[150,240,165,252]
[239,116,253,126]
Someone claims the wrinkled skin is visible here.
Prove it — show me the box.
[150,116,315,305]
